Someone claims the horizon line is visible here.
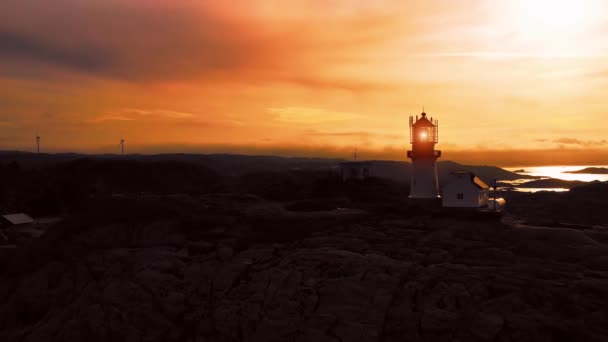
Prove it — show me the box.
[1,149,608,168]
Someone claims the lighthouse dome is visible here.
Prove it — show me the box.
[413,114,435,127]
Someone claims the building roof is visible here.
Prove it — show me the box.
[2,213,35,225]
[451,170,489,189]
[473,176,489,190]
[412,114,435,127]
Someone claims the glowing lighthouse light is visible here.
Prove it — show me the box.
[419,130,428,142]
[407,110,441,199]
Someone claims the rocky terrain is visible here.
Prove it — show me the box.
[505,181,608,226]
[1,192,608,342]
[1,155,607,341]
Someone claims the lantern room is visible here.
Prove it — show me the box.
[410,112,438,144]
[407,112,441,159]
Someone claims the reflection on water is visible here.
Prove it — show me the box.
[504,166,608,182]
[498,187,569,193]
[500,179,533,186]
[500,165,608,192]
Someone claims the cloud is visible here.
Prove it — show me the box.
[87,108,194,123]
[306,131,374,138]
[0,5,257,81]
[0,0,405,89]
[587,70,608,78]
[268,107,361,124]
[120,109,194,119]
[86,108,245,129]
[87,115,135,123]
[305,130,402,140]
[552,137,608,146]
[281,77,394,92]
[418,51,608,59]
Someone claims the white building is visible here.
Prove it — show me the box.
[339,161,372,181]
[442,171,490,208]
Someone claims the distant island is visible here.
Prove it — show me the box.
[513,169,527,173]
[564,167,608,174]
[515,178,586,189]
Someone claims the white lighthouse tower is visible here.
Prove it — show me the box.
[407,110,441,199]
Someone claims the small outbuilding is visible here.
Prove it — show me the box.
[1,213,47,240]
[442,171,489,208]
[339,161,372,181]
[1,213,35,227]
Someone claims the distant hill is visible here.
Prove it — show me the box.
[0,151,531,185]
[0,152,341,174]
[564,167,608,174]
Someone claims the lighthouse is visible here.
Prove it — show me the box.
[407,111,441,199]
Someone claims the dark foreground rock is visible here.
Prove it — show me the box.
[1,195,608,342]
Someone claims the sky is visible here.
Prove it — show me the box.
[1,0,608,166]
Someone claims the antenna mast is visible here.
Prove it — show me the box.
[120,138,125,155]
[36,133,40,154]
[493,178,498,211]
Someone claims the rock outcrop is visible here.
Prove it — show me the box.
[1,196,607,342]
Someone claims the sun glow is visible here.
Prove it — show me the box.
[517,1,587,34]
[503,0,605,55]
[3,0,608,159]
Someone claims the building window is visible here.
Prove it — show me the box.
[457,193,464,200]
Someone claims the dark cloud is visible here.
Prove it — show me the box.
[0,2,266,81]
[0,0,403,88]
[0,30,108,73]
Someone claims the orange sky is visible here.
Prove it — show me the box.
[1,0,608,166]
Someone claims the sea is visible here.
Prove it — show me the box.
[501,165,608,193]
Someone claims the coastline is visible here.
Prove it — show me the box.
[501,165,608,192]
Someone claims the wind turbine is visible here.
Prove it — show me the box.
[35,132,40,154]
[119,138,125,155]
